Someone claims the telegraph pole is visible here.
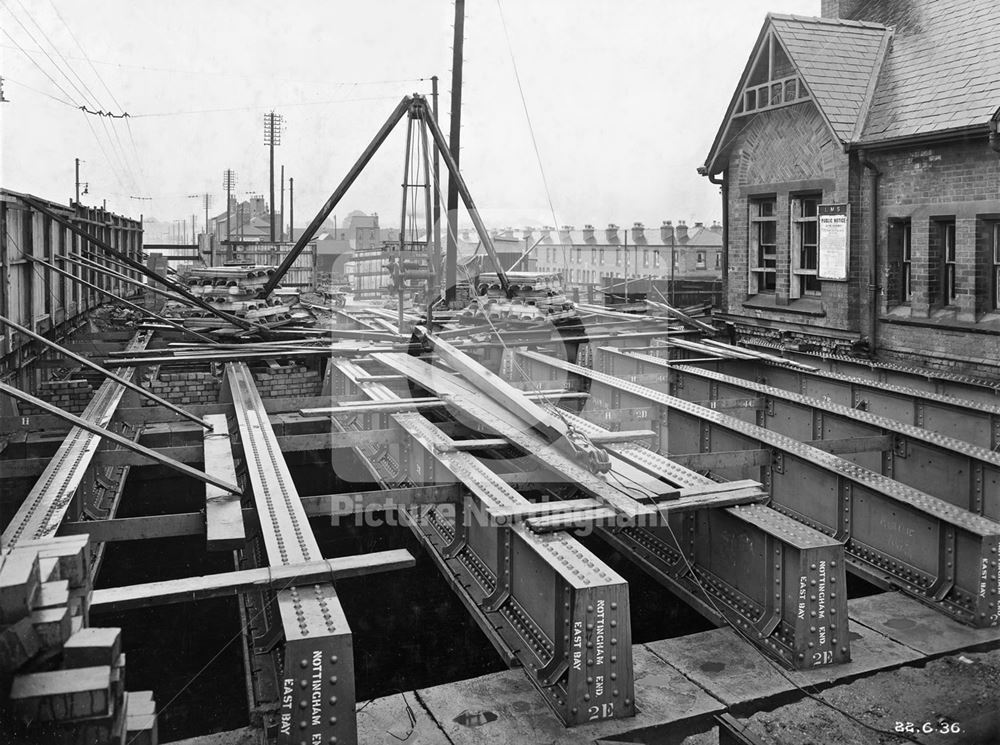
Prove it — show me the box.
[264,111,283,242]
[279,165,285,241]
[444,0,465,303]
[289,177,294,242]
[223,170,237,242]
[75,158,80,203]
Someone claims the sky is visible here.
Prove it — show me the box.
[0,0,820,234]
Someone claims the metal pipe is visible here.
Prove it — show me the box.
[260,96,414,297]
[0,313,213,430]
[417,96,511,294]
[0,380,241,494]
[860,150,881,356]
[18,193,256,331]
[25,256,216,343]
[419,117,435,316]
[399,115,414,331]
[430,76,442,299]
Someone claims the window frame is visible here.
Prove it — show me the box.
[790,194,821,299]
[991,222,1000,311]
[748,196,778,295]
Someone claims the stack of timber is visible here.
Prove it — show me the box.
[0,534,157,745]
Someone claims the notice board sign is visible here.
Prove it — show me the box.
[818,203,849,281]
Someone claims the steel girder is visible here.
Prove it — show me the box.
[326,358,635,726]
[515,351,1000,629]
[601,348,1000,451]
[365,352,850,671]
[2,330,152,548]
[602,351,1000,522]
[224,363,356,745]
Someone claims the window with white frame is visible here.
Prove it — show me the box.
[790,194,820,298]
[749,197,777,293]
[992,223,1000,311]
[888,220,912,305]
[944,222,956,305]
[696,252,706,269]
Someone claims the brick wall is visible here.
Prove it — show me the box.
[879,322,1000,378]
[724,104,860,333]
[21,379,94,415]
[252,364,322,399]
[872,138,1000,373]
[145,371,220,407]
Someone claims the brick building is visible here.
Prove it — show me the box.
[700,0,1000,374]
[528,221,723,297]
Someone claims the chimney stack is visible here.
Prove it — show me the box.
[559,225,574,243]
[631,222,647,244]
[582,224,596,243]
[675,220,689,243]
[709,221,722,234]
[522,226,534,242]
[821,0,866,19]
[605,223,620,243]
[660,220,674,244]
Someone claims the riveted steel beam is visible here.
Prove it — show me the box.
[225,362,359,745]
[515,350,1000,629]
[326,358,636,726]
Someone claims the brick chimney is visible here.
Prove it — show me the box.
[540,226,553,242]
[605,224,620,243]
[821,0,867,19]
[675,220,689,243]
[631,222,647,244]
[559,225,574,243]
[522,226,534,242]
[582,224,596,243]
[659,220,674,244]
[709,220,722,234]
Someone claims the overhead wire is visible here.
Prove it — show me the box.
[0,24,79,105]
[10,0,103,112]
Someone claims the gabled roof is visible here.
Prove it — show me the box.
[859,0,1000,142]
[703,14,891,173]
[704,1,1000,172]
[769,15,891,141]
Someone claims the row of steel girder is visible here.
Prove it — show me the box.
[518,349,1000,629]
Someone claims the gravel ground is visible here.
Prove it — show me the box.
[731,648,1000,745]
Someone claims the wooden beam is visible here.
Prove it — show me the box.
[669,449,772,470]
[805,435,893,455]
[89,550,416,612]
[203,414,244,551]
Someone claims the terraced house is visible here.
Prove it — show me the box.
[701,0,1000,375]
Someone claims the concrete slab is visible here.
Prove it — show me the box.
[645,614,924,707]
[645,628,793,707]
[848,591,1000,657]
[786,605,923,687]
[355,690,449,745]
[413,644,724,745]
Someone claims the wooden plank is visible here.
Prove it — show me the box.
[203,414,243,551]
[805,434,893,455]
[669,449,772,470]
[89,549,415,612]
